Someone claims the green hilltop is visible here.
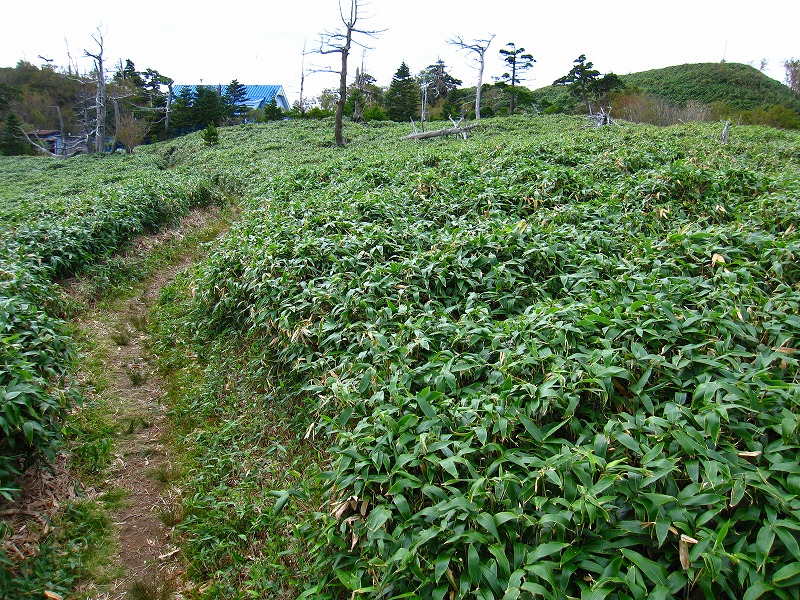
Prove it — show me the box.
[623,62,800,112]
[530,61,800,126]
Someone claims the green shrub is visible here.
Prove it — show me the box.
[0,296,79,498]
[149,118,800,597]
[202,123,219,146]
[363,104,389,121]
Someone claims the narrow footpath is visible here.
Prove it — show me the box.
[72,206,233,599]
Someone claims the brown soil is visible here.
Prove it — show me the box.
[80,254,193,599]
[0,205,231,599]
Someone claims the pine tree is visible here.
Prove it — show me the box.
[553,54,601,113]
[386,62,420,122]
[194,86,226,128]
[202,122,219,146]
[420,60,462,107]
[497,43,535,114]
[0,112,28,156]
[224,80,249,122]
[261,98,283,121]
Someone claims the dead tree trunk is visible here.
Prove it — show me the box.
[720,120,731,144]
[403,120,478,140]
[84,28,107,153]
[165,80,173,133]
[448,35,495,120]
[56,106,66,157]
[316,0,383,147]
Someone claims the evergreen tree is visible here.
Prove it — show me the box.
[224,79,249,121]
[385,62,420,122]
[0,112,28,156]
[193,86,226,128]
[497,43,535,114]
[420,60,462,107]
[114,59,145,88]
[170,86,196,132]
[553,54,601,113]
[0,83,18,120]
[202,122,219,146]
[553,56,624,114]
[261,98,283,121]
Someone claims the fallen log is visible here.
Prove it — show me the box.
[402,124,479,141]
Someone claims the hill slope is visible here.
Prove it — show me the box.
[623,62,800,111]
[531,62,800,117]
[152,117,800,597]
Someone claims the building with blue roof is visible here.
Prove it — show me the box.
[172,84,291,111]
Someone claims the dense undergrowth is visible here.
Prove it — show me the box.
[0,144,234,596]
[0,148,231,496]
[148,117,800,599]
[3,114,800,598]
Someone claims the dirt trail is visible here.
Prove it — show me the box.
[0,206,232,598]
[77,207,231,599]
[84,256,192,598]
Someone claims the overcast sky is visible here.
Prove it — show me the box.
[3,0,798,103]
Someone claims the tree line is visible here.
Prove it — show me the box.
[3,10,799,155]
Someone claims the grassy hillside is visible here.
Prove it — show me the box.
[3,116,800,597]
[623,62,800,112]
[148,117,800,598]
[530,62,800,124]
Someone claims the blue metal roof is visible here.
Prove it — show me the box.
[172,84,290,110]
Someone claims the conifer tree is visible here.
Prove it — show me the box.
[497,43,535,114]
[202,122,219,146]
[0,112,28,156]
[420,60,462,108]
[261,99,283,121]
[385,62,420,122]
[553,54,600,113]
[224,80,249,121]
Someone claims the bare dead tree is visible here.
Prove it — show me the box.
[784,58,800,95]
[720,120,731,144]
[84,27,108,153]
[315,0,384,146]
[20,126,87,158]
[298,40,308,116]
[402,117,479,141]
[584,106,620,128]
[164,79,173,133]
[448,34,495,120]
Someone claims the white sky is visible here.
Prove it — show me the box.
[3,0,798,103]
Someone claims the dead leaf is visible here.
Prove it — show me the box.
[44,593,63,600]
[681,534,699,544]
[679,539,690,570]
[711,253,726,268]
[738,450,762,458]
[773,347,797,354]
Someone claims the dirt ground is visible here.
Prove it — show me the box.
[1,206,229,599]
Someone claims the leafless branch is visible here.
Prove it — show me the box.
[447,34,495,120]
[313,0,385,146]
[447,35,496,68]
